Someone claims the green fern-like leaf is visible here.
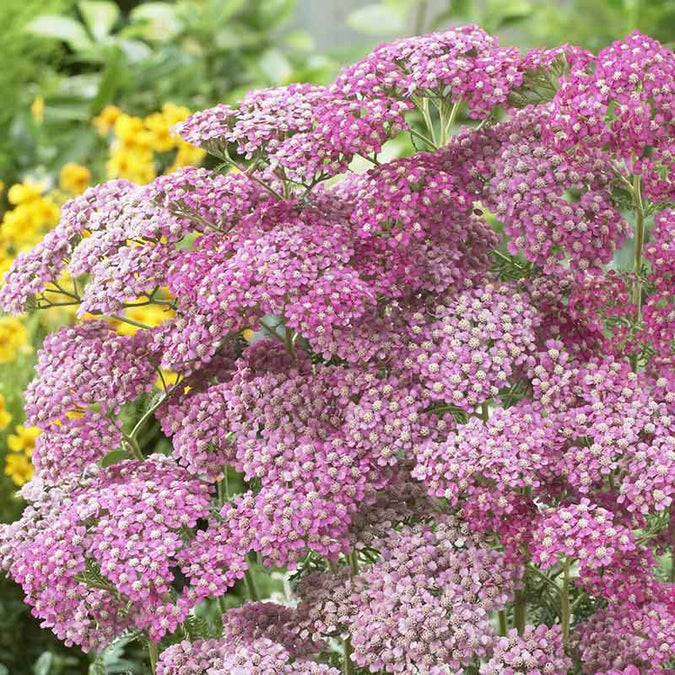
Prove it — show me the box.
[89,632,139,675]
[492,250,539,281]
[183,614,214,641]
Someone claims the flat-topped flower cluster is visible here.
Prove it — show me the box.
[0,25,674,674]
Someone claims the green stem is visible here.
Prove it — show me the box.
[527,564,561,591]
[244,562,260,602]
[670,548,675,584]
[148,641,159,675]
[108,314,153,331]
[632,174,646,318]
[343,636,355,675]
[498,609,508,636]
[626,0,640,32]
[439,97,462,146]
[420,97,438,148]
[284,326,297,361]
[348,551,359,576]
[123,432,144,461]
[560,558,571,645]
[216,473,228,507]
[130,390,171,443]
[409,127,436,149]
[513,589,527,634]
[630,173,646,373]
[413,0,429,33]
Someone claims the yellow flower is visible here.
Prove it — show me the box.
[29,197,60,229]
[169,142,206,172]
[7,181,44,206]
[155,369,180,390]
[93,105,122,135]
[59,163,91,195]
[107,149,156,184]
[161,102,191,127]
[31,95,45,124]
[0,248,13,279]
[7,425,41,454]
[0,317,28,363]
[0,394,12,431]
[1,191,60,252]
[242,329,255,342]
[144,112,176,153]
[4,452,33,486]
[114,114,153,152]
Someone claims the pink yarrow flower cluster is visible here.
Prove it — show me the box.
[0,24,674,675]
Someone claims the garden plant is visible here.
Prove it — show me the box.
[0,24,674,675]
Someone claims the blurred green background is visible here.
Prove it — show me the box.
[0,0,673,673]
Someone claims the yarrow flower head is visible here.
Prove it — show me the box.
[337,25,524,118]
[0,456,212,650]
[480,625,571,674]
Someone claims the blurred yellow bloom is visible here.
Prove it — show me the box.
[31,95,45,124]
[161,102,191,127]
[0,317,27,363]
[7,425,40,454]
[116,304,175,335]
[107,149,156,184]
[0,394,12,430]
[114,114,153,151]
[49,409,85,428]
[0,248,13,279]
[7,181,43,206]
[155,369,180,390]
[242,329,255,342]
[1,186,60,255]
[59,162,91,195]
[170,142,207,171]
[93,105,122,135]
[144,111,175,153]
[4,452,33,486]
[101,105,204,183]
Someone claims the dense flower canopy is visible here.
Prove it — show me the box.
[0,25,674,674]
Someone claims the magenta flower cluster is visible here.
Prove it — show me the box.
[0,24,674,675]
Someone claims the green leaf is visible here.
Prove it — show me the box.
[89,47,123,115]
[33,652,53,675]
[26,14,93,51]
[258,0,297,28]
[259,48,293,84]
[214,25,261,50]
[99,449,131,468]
[486,0,532,18]
[89,633,137,675]
[347,3,407,36]
[79,1,120,41]
[429,0,473,29]
[129,2,182,40]
[282,29,315,52]
[117,38,153,63]
[211,0,247,23]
